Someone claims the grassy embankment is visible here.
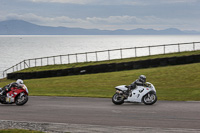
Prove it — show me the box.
[0,51,200,101]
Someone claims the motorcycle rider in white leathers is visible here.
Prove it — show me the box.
[125,75,148,97]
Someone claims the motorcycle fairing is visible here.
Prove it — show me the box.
[124,86,152,102]
[115,85,128,91]
[5,88,28,103]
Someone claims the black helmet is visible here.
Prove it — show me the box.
[139,75,146,83]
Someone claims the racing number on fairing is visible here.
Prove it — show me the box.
[139,88,144,93]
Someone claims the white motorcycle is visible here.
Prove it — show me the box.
[112,82,157,105]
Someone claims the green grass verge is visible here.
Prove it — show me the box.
[0,129,44,133]
[1,63,200,101]
[18,50,200,73]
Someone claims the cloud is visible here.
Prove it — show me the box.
[86,16,168,25]
[25,0,198,5]
[161,0,197,3]
[24,0,155,6]
[27,0,100,5]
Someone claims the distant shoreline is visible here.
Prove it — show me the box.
[1,20,200,35]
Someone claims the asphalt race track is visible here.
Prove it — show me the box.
[0,96,200,132]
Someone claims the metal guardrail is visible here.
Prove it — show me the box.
[2,42,200,78]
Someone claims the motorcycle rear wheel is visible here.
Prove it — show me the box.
[112,93,124,105]
[15,94,28,106]
[142,93,157,105]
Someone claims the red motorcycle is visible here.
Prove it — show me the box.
[0,86,29,106]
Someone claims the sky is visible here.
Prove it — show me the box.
[0,0,200,31]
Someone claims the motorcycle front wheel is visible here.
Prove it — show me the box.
[142,93,157,105]
[15,94,28,106]
[112,93,124,105]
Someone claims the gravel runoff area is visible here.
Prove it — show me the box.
[1,120,200,133]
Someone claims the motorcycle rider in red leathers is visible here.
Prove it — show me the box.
[0,79,26,96]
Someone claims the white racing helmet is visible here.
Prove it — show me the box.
[139,75,146,83]
[16,79,24,84]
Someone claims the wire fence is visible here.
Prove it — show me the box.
[2,42,200,78]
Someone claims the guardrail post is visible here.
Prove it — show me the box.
[193,42,195,51]
[85,53,88,62]
[96,52,98,61]
[24,60,29,68]
[35,59,37,66]
[135,47,137,57]
[2,71,4,78]
[4,70,7,78]
[20,62,22,70]
[120,49,123,59]
[23,60,25,69]
[68,54,70,64]
[29,59,30,67]
[164,45,166,54]
[108,50,110,60]
[178,43,180,52]
[53,56,55,65]
[60,55,62,64]
[76,54,78,63]
[149,46,151,56]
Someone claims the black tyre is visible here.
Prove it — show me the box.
[15,94,28,106]
[142,92,157,105]
[112,93,124,105]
